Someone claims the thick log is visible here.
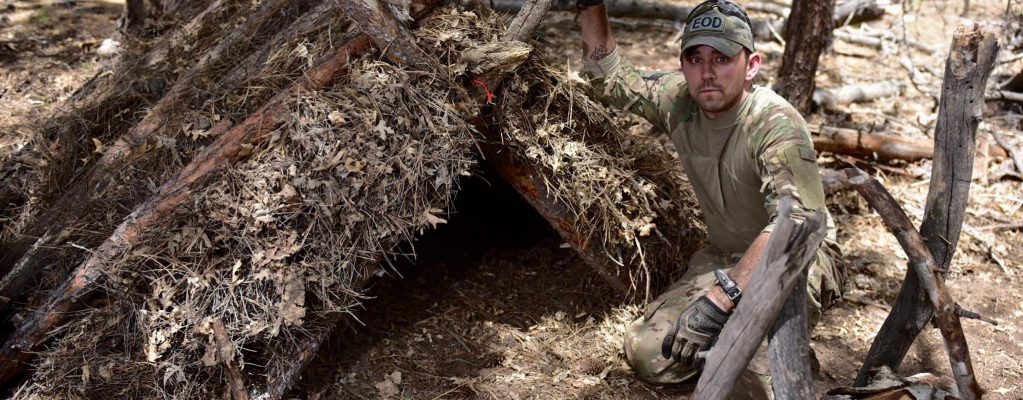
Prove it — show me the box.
[854,23,997,398]
[809,124,1008,162]
[810,124,932,162]
[812,80,903,110]
[841,169,981,399]
[693,198,827,399]
[776,0,835,113]
[0,0,327,312]
[767,263,815,400]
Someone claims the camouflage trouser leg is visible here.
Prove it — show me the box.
[624,245,843,398]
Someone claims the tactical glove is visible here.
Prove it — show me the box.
[660,295,730,367]
[576,0,602,10]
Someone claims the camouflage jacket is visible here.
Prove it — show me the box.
[582,48,838,256]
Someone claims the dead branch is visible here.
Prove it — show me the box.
[987,89,1023,102]
[213,319,250,400]
[693,197,827,399]
[767,256,816,400]
[812,80,904,110]
[0,0,450,384]
[955,303,999,326]
[840,168,982,399]
[854,24,997,400]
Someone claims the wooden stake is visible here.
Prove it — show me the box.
[693,198,827,400]
[854,22,997,399]
[841,168,982,399]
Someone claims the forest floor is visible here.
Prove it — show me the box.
[1,0,1021,399]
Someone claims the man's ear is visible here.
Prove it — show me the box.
[745,52,762,82]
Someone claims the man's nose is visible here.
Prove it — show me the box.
[701,64,714,80]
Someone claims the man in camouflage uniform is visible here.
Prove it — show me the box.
[577,0,846,397]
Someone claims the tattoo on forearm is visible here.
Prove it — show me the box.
[589,44,610,61]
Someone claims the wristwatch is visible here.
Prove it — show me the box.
[713,269,742,305]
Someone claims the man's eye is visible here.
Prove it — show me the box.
[715,56,729,63]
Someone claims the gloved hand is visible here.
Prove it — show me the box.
[660,295,730,366]
[576,0,602,10]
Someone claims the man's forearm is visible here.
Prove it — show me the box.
[707,231,770,313]
[580,5,616,61]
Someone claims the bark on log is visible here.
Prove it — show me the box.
[693,198,827,400]
[812,80,903,110]
[776,0,835,113]
[854,23,997,398]
[841,168,982,399]
[0,4,437,384]
[0,0,327,312]
[767,265,815,400]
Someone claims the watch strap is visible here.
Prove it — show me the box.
[713,269,742,304]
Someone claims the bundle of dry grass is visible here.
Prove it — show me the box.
[6,3,703,398]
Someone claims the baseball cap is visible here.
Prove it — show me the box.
[680,0,755,57]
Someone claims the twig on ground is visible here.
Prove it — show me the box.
[955,303,999,326]
[990,130,1023,175]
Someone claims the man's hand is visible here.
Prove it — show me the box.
[660,295,730,366]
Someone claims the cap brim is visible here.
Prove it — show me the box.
[682,36,744,57]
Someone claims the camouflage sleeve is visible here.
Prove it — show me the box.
[750,105,827,233]
[581,47,687,134]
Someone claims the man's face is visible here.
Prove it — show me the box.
[679,45,761,119]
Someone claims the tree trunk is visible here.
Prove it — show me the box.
[125,0,146,33]
[853,22,998,399]
[776,0,835,113]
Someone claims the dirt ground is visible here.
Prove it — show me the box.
[1,0,1022,399]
